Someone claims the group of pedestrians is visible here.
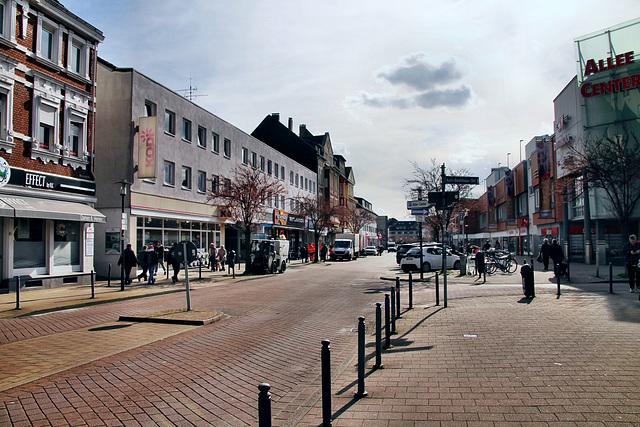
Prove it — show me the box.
[207,244,228,271]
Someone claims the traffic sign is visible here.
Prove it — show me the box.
[444,176,479,185]
[407,200,431,209]
[411,208,430,216]
[428,191,460,210]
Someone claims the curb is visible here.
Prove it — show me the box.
[118,311,225,326]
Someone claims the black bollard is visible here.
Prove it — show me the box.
[530,257,534,271]
[258,383,272,427]
[91,270,95,299]
[435,271,440,306]
[356,316,368,397]
[557,264,561,296]
[390,286,396,333]
[199,260,202,280]
[395,278,401,318]
[609,262,613,293]
[374,303,382,369]
[321,340,332,426]
[15,276,20,310]
[408,273,413,309]
[107,263,111,287]
[384,294,391,348]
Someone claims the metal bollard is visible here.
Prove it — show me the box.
[356,317,368,397]
[435,272,440,306]
[395,278,401,318]
[390,286,396,333]
[557,265,561,296]
[258,383,272,427]
[408,273,413,309]
[321,340,332,426]
[199,261,202,279]
[530,257,534,271]
[91,270,95,299]
[107,263,112,287]
[15,276,20,310]
[609,262,613,293]
[384,294,391,348]
[374,303,382,369]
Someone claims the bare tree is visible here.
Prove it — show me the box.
[340,203,374,235]
[207,166,285,271]
[563,127,640,237]
[294,195,339,263]
[404,159,474,242]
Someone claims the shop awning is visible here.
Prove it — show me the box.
[0,196,106,223]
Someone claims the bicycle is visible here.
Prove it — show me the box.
[486,251,518,274]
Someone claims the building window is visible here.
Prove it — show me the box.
[212,132,219,153]
[197,126,206,148]
[295,173,299,187]
[223,178,231,192]
[37,15,62,67]
[242,147,249,165]
[260,156,265,172]
[0,1,15,42]
[267,160,272,175]
[251,152,257,168]
[164,161,175,186]
[68,121,81,157]
[281,195,285,208]
[197,170,206,193]
[290,171,294,185]
[275,194,279,208]
[144,100,156,117]
[281,166,285,181]
[223,138,231,158]
[14,218,46,269]
[211,175,219,193]
[53,220,80,267]
[274,163,279,178]
[165,110,175,135]
[182,118,192,142]
[182,166,192,189]
[67,33,89,79]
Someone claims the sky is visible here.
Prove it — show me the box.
[62,0,640,220]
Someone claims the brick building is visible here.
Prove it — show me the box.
[0,0,104,290]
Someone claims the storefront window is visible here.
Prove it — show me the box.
[146,217,163,228]
[165,219,178,229]
[14,218,45,269]
[53,221,80,266]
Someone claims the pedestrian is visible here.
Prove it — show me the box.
[118,243,138,285]
[540,238,551,271]
[301,245,308,263]
[136,245,148,282]
[169,243,181,282]
[155,241,166,273]
[145,245,159,284]
[494,240,501,250]
[227,249,235,274]
[208,243,218,271]
[475,249,486,283]
[483,241,491,251]
[320,243,328,262]
[622,234,640,293]
[218,245,226,270]
[549,239,564,277]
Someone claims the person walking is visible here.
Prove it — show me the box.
[118,243,138,285]
[483,241,491,251]
[218,245,226,270]
[208,243,218,271]
[549,239,564,277]
[155,242,166,274]
[475,249,486,283]
[320,244,328,262]
[136,245,148,282]
[145,245,159,284]
[540,238,551,271]
[169,243,181,283]
[622,234,640,293]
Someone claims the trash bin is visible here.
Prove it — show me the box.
[521,263,535,298]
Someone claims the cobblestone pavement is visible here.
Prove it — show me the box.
[1,256,639,426]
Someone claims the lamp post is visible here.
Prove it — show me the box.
[519,139,523,163]
[117,180,131,291]
[507,152,511,169]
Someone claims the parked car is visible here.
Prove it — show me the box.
[400,246,460,272]
[364,246,378,256]
[387,242,397,252]
[396,243,419,264]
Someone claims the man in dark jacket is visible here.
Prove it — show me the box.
[475,249,486,283]
[549,239,564,277]
[540,239,551,271]
[118,243,137,285]
[622,234,640,293]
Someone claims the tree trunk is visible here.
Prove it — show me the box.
[244,229,252,273]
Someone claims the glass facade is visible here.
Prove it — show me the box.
[135,216,221,252]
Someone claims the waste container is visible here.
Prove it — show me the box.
[520,263,535,298]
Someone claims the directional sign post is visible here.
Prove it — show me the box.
[444,176,479,185]
[407,200,431,209]
[411,208,430,216]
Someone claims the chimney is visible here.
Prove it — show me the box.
[299,124,306,136]
[271,113,280,122]
[288,117,293,131]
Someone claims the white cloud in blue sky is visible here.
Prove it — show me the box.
[63,0,640,219]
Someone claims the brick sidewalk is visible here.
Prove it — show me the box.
[298,274,640,426]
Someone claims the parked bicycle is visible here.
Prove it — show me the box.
[485,250,518,274]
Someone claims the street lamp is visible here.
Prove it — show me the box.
[507,153,511,169]
[117,179,131,291]
[519,139,523,163]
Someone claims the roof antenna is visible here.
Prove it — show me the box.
[176,77,208,101]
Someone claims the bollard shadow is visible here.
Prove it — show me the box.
[335,368,378,396]
[329,396,362,425]
[517,297,534,304]
[88,323,132,332]
[385,345,434,353]
[398,306,444,338]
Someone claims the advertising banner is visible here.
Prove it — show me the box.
[537,139,552,218]
[137,116,157,179]
[505,169,516,225]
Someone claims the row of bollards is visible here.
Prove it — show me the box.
[258,277,409,426]
[14,270,96,311]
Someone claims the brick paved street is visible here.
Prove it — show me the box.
[1,255,639,426]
